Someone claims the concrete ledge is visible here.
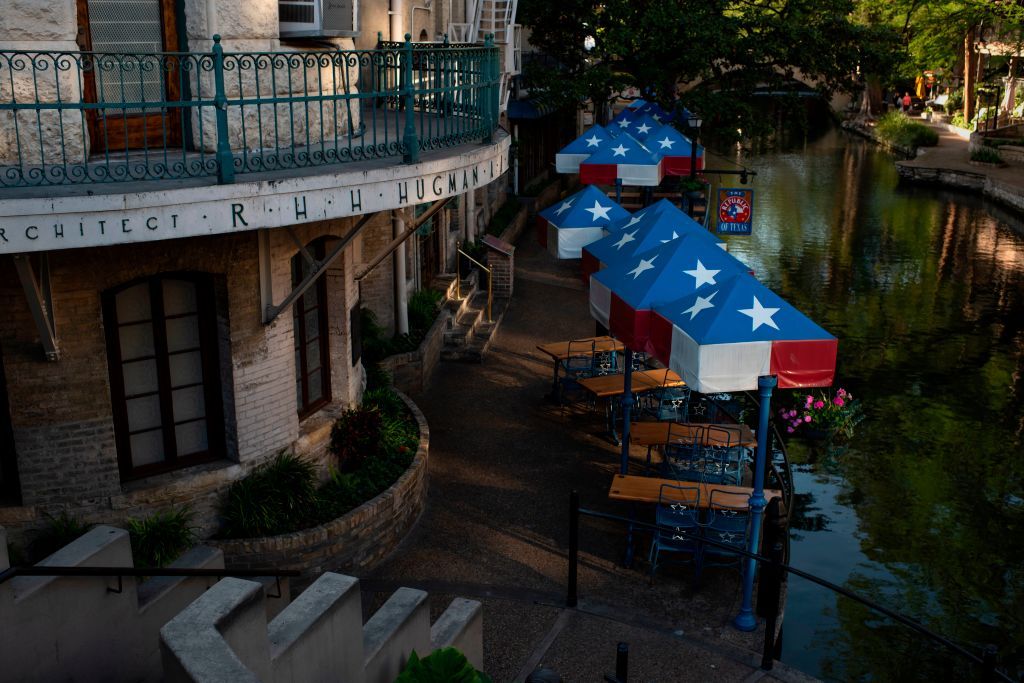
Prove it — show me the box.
[379,313,448,394]
[896,164,1024,213]
[363,587,430,683]
[210,391,429,579]
[430,598,484,670]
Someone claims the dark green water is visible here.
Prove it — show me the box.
[716,129,1024,681]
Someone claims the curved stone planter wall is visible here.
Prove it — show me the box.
[210,391,429,579]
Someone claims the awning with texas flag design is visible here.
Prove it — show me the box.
[579,134,662,187]
[554,124,618,174]
[581,199,725,282]
[647,273,837,393]
[538,184,631,259]
[589,234,751,349]
[622,114,662,141]
[646,124,704,176]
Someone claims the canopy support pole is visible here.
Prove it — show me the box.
[619,347,633,474]
[734,374,777,631]
[615,178,622,204]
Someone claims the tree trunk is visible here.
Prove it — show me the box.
[964,28,976,122]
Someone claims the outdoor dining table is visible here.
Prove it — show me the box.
[608,473,783,567]
[577,368,684,443]
[535,335,625,403]
[628,421,757,448]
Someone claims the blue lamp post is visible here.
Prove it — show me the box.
[686,113,702,180]
[733,374,777,631]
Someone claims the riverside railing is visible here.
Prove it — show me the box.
[0,34,501,189]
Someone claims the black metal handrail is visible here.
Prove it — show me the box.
[567,491,1013,683]
[0,564,299,591]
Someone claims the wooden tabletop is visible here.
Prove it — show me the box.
[608,474,782,509]
[536,336,624,361]
[628,422,757,448]
[577,368,684,398]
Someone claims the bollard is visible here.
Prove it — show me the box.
[980,644,997,682]
[567,490,579,608]
[615,641,628,682]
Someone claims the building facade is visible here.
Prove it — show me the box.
[0,0,515,540]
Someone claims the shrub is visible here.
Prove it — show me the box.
[486,197,523,237]
[875,112,939,148]
[971,147,1002,164]
[396,648,491,683]
[949,111,969,129]
[330,407,384,472]
[220,452,319,538]
[27,511,92,562]
[127,507,197,569]
[407,289,442,333]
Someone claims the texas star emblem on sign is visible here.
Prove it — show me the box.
[716,188,754,235]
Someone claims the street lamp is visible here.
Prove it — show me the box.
[686,113,702,180]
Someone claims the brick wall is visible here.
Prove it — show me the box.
[0,217,370,539]
[378,311,447,394]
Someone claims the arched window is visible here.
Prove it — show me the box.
[102,274,225,479]
[292,242,331,417]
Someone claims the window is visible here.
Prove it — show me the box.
[0,344,21,505]
[103,274,226,480]
[293,242,331,417]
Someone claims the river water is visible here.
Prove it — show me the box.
[714,128,1024,681]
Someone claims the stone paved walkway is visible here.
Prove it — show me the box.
[360,229,817,682]
[897,120,1024,191]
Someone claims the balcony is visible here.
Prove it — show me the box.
[0,36,502,193]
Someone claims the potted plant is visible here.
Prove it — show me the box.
[923,106,933,122]
[778,388,864,444]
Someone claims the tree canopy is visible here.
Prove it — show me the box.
[519,0,899,135]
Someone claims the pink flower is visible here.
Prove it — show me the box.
[814,400,825,409]
[837,388,847,397]
[787,426,795,433]
[788,410,798,418]
[804,415,812,422]
[805,395,814,407]
[834,397,845,407]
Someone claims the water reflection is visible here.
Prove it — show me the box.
[717,129,1024,680]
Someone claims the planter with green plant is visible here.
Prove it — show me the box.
[127,507,198,569]
[396,648,491,683]
[875,112,939,150]
[969,146,1003,166]
[778,387,864,444]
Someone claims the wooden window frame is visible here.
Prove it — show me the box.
[103,273,226,481]
[293,242,332,419]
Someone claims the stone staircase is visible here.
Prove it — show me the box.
[439,270,508,362]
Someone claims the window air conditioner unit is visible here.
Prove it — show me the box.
[279,0,359,38]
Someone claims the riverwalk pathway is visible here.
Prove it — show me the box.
[361,233,816,682]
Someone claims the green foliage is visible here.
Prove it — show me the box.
[27,511,92,562]
[127,507,197,569]
[520,0,898,140]
[395,648,492,683]
[946,88,963,113]
[330,407,384,472]
[875,112,939,148]
[220,452,320,538]
[407,289,442,333]
[948,110,969,129]
[970,146,1002,164]
[779,388,865,443]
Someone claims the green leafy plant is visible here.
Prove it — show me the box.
[395,648,491,683]
[485,197,523,237]
[407,289,442,334]
[779,388,864,443]
[220,452,319,538]
[971,147,1003,164]
[27,511,92,563]
[127,507,197,569]
[875,112,939,148]
[331,407,385,472]
[949,111,968,129]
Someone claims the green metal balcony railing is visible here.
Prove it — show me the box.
[0,34,501,189]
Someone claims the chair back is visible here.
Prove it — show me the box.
[698,426,743,485]
[661,424,703,480]
[562,339,597,379]
[656,483,702,548]
[703,489,750,561]
[654,385,691,422]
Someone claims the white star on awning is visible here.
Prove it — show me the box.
[738,296,781,331]
[585,201,612,221]
[682,290,717,320]
[617,119,631,129]
[611,144,629,157]
[628,254,658,279]
[613,230,637,250]
[636,123,652,135]
[683,259,721,288]
[659,231,679,244]
[585,134,602,148]
[657,136,675,150]
[554,199,573,216]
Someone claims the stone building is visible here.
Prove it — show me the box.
[0,0,518,541]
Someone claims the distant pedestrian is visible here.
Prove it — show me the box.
[902,92,912,111]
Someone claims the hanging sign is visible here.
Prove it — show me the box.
[716,188,754,235]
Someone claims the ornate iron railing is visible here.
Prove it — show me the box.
[0,35,501,189]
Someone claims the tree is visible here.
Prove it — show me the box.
[519,0,899,137]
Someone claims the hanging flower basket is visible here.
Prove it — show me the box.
[778,388,864,444]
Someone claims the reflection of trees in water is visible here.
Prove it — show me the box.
[788,490,831,541]
[736,132,1024,679]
